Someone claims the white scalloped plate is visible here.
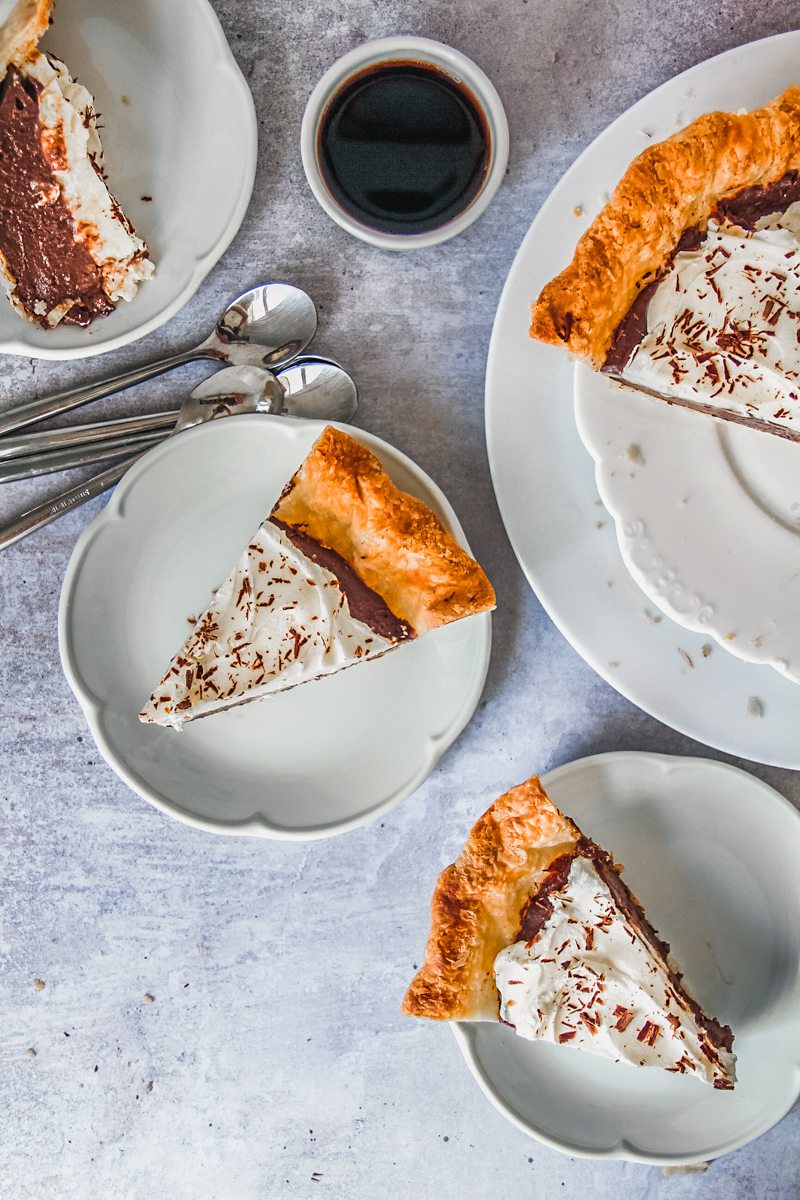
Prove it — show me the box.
[0,0,256,359]
[485,31,800,766]
[58,416,492,838]
[575,362,800,683]
[453,752,800,1165]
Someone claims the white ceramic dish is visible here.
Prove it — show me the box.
[59,416,492,839]
[575,366,800,684]
[452,751,800,1164]
[0,0,257,360]
[485,31,800,767]
[300,36,509,251]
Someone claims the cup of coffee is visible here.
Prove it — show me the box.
[300,36,509,251]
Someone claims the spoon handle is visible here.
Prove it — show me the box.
[0,430,167,483]
[0,348,201,438]
[0,454,141,551]
[0,410,179,460]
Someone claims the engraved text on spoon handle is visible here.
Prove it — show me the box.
[0,455,141,551]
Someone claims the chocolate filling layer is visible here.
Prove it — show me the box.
[514,839,734,1073]
[269,517,414,642]
[0,65,114,327]
[716,168,800,230]
[602,227,706,374]
[603,171,800,374]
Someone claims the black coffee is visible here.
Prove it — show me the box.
[318,61,490,236]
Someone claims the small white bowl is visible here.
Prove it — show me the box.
[300,36,509,251]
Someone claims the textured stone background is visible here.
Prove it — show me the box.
[1,0,799,1196]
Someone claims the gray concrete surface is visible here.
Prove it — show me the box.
[1,0,799,1196]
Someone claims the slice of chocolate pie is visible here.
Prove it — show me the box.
[403,776,736,1089]
[530,88,800,442]
[140,426,495,730]
[0,0,153,327]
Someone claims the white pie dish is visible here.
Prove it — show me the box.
[452,751,800,1164]
[0,0,256,360]
[58,415,492,839]
[485,30,800,767]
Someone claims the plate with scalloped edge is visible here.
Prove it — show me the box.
[451,751,800,1165]
[58,415,492,839]
[485,30,800,767]
[0,0,256,359]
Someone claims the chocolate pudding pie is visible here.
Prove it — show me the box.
[140,426,495,730]
[403,775,736,1089]
[0,0,153,328]
[530,87,800,442]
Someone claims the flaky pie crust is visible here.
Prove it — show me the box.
[530,86,800,367]
[272,426,495,634]
[402,776,581,1021]
[0,0,52,77]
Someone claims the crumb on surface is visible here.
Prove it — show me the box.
[34,979,45,991]
[144,993,155,1003]
[595,520,604,530]
[572,205,583,217]
[121,95,130,104]
[701,644,711,657]
[642,608,662,624]
[26,1047,36,1058]
[678,648,694,668]
[725,632,735,641]
[625,443,645,465]
[661,1163,709,1177]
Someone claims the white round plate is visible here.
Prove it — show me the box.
[0,0,257,359]
[59,416,492,839]
[485,31,800,767]
[453,751,800,1164]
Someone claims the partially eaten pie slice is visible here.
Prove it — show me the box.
[140,426,495,729]
[0,0,154,327]
[530,87,800,442]
[403,775,736,1089]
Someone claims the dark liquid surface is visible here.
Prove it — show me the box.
[318,62,489,235]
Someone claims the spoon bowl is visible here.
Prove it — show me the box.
[209,283,319,368]
[277,358,359,422]
[177,359,357,429]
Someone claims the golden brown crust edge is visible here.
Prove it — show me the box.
[271,426,496,634]
[530,86,800,367]
[402,776,582,1021]
[0,0,53,77]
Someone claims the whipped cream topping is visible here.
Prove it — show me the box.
[140,518,397,729]
[22,51,153,320]
[494,857,735,1088]
[622,207,800,432]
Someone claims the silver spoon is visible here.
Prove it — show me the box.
[0,361,358,549]
[0,358,358,482]
[0,282,318,438]
[0,354,347,464]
